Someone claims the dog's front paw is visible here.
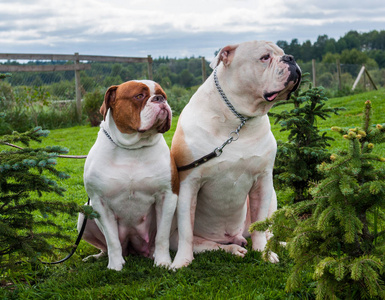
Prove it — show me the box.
[154,255,172,268]
[107,256,126,271]
[263,250,279,263]
[170,259,192,270]
[222,244,248,257]
[170,253,193,270]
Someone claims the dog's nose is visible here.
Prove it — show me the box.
[281,55,295,64]
[151,95,165,103]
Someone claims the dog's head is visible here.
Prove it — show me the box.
[100,80,172,134]
[210,40,301,107]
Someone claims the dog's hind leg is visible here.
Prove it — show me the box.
[82,250,106,262]
[78,214,108,261]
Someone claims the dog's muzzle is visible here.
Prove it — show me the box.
[263,55,302,102]
[282,55,302,93]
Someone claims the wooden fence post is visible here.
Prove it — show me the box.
[74,52,82,123]
[147,55,153,80]
[312,59,316,87]
[352,65,365,91]
[364,68,378,90]
[336,59,342,90]
[201,57,206,83]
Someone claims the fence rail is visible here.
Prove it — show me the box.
[0,52,153,122]
[0,64,91,72]
[0,53,151,64]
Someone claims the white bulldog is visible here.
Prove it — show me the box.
[170,40,301,269]
[78,80,178,271]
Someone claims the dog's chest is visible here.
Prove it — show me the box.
[85,139,172,223]
[195,129,277,206]
[199,154,260,197]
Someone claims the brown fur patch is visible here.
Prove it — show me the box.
[100,81,167,134]
[170,119,194,181]
[170,154,180,195]
[154,83,167,99]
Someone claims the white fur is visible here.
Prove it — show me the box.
[170,40,301,269]
[79,90,177,271]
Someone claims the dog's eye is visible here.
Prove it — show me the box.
[260,54,270,62]
[135,94,144,100]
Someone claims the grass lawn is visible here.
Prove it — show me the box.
[1,88,384,299]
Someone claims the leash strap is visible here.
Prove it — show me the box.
[177,150,218,172]
[177,68,250,172]
[40,197,90,265]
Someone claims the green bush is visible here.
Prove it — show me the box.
[166,85,197,115]
[271,74,344,203]
[0,84,82,134]
[252,100,385,299]
[0,81,14,110]
[83,89,104,127]
[0,127,81,268]
[47,80,75,100]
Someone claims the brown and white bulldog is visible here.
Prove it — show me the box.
[77,80,178,271]
[169,40,301,269]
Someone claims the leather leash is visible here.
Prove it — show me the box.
[40,197,90,265]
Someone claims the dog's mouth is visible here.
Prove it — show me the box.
[264,91,281,102]
[156,108,172,133]
[264,69,302,102]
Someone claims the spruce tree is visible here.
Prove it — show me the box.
[251,100,385,299]
[0,126,81,267]
[270,74,344,202]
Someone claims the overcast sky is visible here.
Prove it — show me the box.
[1,0,385,60]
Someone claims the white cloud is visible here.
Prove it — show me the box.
[0,0,384,57]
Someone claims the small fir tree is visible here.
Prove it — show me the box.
[0,126,81,268]
[251,100,385,299]
[270,74,344,202]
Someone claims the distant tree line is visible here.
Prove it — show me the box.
[1,29,384,96]
[277,30,385,68]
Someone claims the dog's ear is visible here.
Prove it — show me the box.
[100,85,118,120]
[210,44,239,69]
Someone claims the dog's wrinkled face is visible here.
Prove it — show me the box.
[100,80,172,134]
[211,40,301,105]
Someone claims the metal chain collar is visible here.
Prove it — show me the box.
[213,67,250,124]
[177,68,252,171]
[212,67,250,156]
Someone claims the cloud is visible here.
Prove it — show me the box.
[0,0,384,58]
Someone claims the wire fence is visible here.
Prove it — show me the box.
[1,57,383,103]
[299,60,384,91]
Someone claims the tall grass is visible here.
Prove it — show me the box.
[1,89,384,299]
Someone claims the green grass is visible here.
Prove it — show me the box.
[1,89,385,299]
[270,88,385,142]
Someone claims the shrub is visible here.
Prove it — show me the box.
[251,100,385,299]
[0,126,82,268]
[271,74,344,203]
[83,89,104,127]
[0,80,14,110]
[14,86,51,127]
[166,85,197,116]
[47,80,75,100]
